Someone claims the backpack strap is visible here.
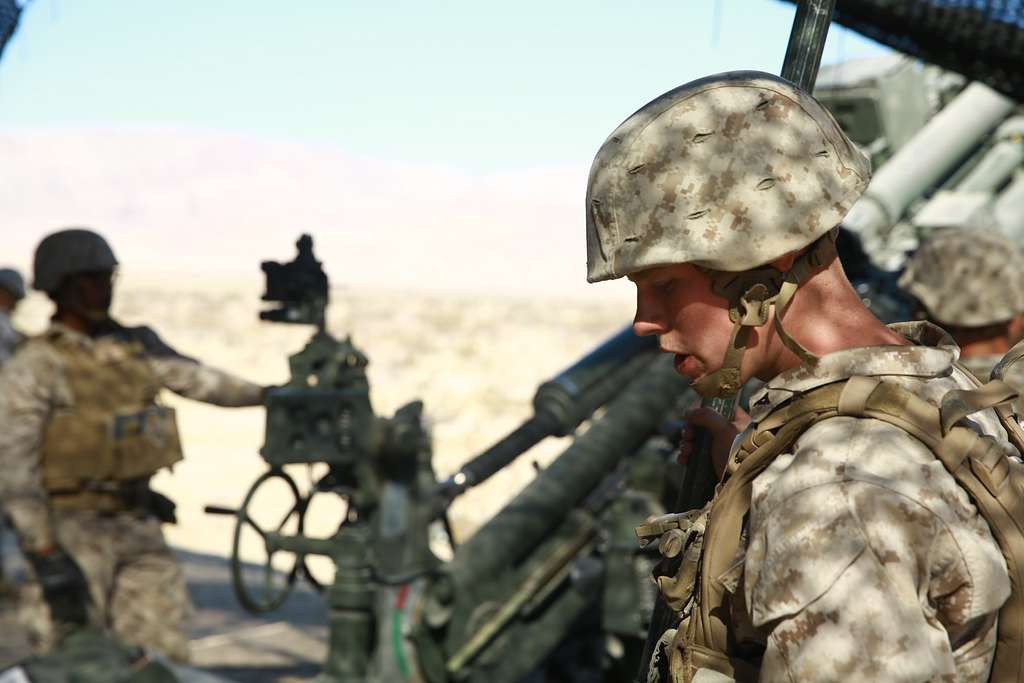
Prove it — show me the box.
[684,374,1024,682]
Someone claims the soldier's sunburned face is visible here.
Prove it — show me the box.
[630,264,737,384]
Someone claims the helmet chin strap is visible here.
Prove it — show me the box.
[692,234,835,398]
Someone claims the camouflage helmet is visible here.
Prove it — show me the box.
[0,267,25,300]
[899,230,1024,327]
[33,228,119,294]
[586,70,871,281]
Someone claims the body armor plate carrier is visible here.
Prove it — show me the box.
[40,333,183,510]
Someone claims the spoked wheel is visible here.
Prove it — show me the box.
[229,468,308,613]
[295,471,351,593]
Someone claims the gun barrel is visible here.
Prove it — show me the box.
[844,82,1015,237]
[533,326,659,436]
[444,354,688,593]
[437,327,658,502]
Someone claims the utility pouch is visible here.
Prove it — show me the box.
[637,508,709,615]
[42,406,183,491]
[110,405,184,480]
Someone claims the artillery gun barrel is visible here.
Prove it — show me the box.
[436,326,658,502]
[443,354,687,592]
[995,172,1024,242]
[844,82,1015,237]
[956,117,1024,193]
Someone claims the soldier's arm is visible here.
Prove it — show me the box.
[121,324,264,406]
[745,418,1009,682]
[148,355,264,407]
[0,344,60,552]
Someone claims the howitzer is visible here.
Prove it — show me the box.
[205,235,695,682]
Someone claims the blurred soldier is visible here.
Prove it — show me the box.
[0,266,25,363]
[900,229,1024,385]
[589,72,1018,681]
[0,228,266,663]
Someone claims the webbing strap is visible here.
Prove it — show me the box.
[695,236,835,398]
[837,376,881,416]
[689,375,1024,682]
[772,278,817,366]
[687,412,823,653]
[993,339,1024,383]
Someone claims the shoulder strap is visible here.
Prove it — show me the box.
[692,374,1024,681]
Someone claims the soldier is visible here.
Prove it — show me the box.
[0,267,25,364]
[0,228,266,663]
[588,72,1018,681]
[900,229,1024,385]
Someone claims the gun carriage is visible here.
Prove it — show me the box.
[206,235,694,683]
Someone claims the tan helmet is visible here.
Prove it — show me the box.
[586,71,871,396]
[33,228,119,294]
[899,230,1024,327]
[587,70,870,280]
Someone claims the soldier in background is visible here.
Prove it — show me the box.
[0,267,25,363]
[899,229,1024,384]
[588,72,1016,681]
[0,228,266,663]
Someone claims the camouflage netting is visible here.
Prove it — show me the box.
[780,0,1024,101]
[0,0,21,60]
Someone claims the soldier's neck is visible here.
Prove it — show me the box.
[54,309,95,336]
[757,260,910,380]
[959,336,1012,358]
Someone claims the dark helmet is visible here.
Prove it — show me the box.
[33,228,118,294]
[0,267,25,300]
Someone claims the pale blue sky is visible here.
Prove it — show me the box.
[0,1,888,171]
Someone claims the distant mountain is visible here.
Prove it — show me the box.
[1,128,627,300]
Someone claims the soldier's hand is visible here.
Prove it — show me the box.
[678,406,751,478]
[26,547,92,627]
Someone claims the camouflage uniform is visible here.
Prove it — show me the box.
[0,321,262,662]
[0,267,25,364]
[0,310,21,364]
[688,322,1010,682]
[585,73,1019,682]
[960,354,1003,383]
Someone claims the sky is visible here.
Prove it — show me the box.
[0,0,889,172]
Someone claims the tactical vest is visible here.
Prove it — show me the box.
[40,332,183,510]
[665,369,1024,683]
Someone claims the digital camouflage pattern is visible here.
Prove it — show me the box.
[899,230,1024,327]
[17,511,191,662]
[0,322,262,661]
[586,71,870,282]
[664,322,1011,682]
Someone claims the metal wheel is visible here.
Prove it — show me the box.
[229,468,308,613]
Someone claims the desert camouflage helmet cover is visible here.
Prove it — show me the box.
[900,230,1024,327]
[586,71,871,281]
[33,228,119,293]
